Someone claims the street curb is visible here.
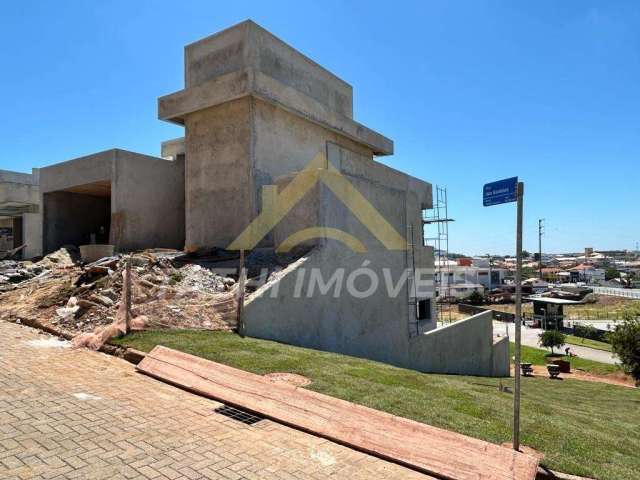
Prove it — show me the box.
[8,317,125,357]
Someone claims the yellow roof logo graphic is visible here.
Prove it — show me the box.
[227,152,407,252]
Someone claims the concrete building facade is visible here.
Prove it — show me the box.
[158,21,392,251]
[40,149,185,253]
[0,169,42,259]
[158,21,508,376]
[435,262,509,299]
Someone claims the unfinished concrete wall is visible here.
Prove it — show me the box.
[408,311,509,376]
[0,177,38,207]
[39,152,112,193]
[183,99,253,251]
[0,169,42,258]
[183,20,354,119]
[22,212,42,258]
[160,137,186,160]
[243,142,439,368]
[244,244,413,366]
[182,95,383,251]
[252,98,373,211]
[246,265,506,377]
[112,150,185,251]
[161,21,391,155]
[492,336,510,377]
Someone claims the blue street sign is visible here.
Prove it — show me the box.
[483,177,518,206]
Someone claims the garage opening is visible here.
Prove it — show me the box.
[43,180,111,253]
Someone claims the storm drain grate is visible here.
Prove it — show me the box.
[214,405,265,425]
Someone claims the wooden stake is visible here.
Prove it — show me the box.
[236,250,246,337]
[125,256,132,334]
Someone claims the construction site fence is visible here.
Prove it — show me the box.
[563,311,631,321]
[591,286,640,300]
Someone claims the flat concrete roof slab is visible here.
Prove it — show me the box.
[158,21,393,156]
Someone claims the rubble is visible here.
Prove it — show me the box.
[0,247,242,343]
[0,245,306,350]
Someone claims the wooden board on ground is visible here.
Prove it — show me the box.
[137,346,539,480]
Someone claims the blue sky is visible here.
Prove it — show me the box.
[1,1,638,255]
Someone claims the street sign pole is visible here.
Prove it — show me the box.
[482,176,523,451]
[513,182,524,451]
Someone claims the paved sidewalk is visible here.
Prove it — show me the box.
[0,321,425,480]
[494,321,618,364]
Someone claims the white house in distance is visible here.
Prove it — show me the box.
[435,257,509,299]
[569,264,605,284]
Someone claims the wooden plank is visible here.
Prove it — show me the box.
[137,346,539,480]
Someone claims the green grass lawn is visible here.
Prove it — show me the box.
[514,343,619,375]
[112,330,639,480]
[564,335,613,352]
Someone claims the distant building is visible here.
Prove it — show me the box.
[522,278,549,293]
[435,257,508,298]
[569,264,605,284]
[438,283,485,299]
[541,267,562,282]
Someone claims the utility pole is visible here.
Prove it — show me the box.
[487,253,492,290]
[538,219,544,279]
[514,182,524,452]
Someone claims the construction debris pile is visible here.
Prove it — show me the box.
[0,247,242,347]
[0,247,75,291]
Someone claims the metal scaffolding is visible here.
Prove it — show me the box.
[423,186,454,324]
[406,223,419,337]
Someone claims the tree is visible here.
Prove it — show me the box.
[533,253,541,262]
[538,330,566,355]
[608,317,640,386]
[522,250,531,258]
[605,267,620,281]
[466,290,485,305]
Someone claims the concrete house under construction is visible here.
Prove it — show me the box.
[4,20,508,376]
[157,21,508,376]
